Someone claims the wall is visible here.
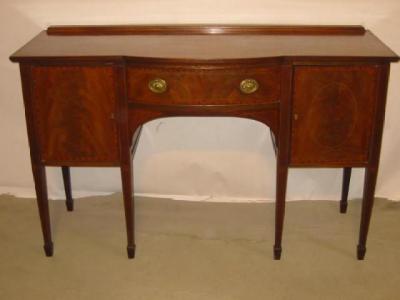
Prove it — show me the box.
[1,0,400,201]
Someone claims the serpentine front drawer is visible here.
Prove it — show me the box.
[127,66,281,106]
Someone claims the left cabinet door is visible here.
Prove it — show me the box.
[29,66,120,165]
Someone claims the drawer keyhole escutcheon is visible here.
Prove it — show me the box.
[240,78,259,94]
[148,78,167,94]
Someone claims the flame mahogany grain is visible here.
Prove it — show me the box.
[127,66,281,105]
[29,65,120,165]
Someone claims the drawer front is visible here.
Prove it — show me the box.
[30,66,120,165]
[290,65,379,166]
[127,66,281,105]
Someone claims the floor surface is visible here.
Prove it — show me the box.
[0,194,399,299]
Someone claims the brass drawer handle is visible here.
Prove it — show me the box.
[240,79,259,94]
[148,78,167,94]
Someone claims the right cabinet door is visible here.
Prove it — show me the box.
[290,65,379,166]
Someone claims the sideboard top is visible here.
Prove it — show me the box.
[10,25,399,63]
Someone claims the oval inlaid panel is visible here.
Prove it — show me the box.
[309,82,358,149]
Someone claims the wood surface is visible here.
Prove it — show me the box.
[274,64,293,260]
[127,65,281,105]
[115,64,136,259]
[357,63,391,260]
[29,65,120,165]
[10,25,399,259]
[340,167,352,213]
[290,65,379,166]
[46,24,366,36]
[19,64,53,257]
[62,166,73,211]
[10,28,398,63]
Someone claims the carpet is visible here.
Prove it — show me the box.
[0,194,399,299]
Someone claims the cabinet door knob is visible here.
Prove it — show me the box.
[240,79,259,94]
[148,78,167,94]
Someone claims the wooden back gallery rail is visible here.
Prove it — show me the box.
[10,24,399,260]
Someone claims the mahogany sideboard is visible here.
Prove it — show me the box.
[10,25,399,260]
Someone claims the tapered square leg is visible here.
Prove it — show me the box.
[32,164,53,257]
[274,163,288,260]
[121,157,135,259]
[62,166,74,211]
[340,167,352,214]
[273,65,292,260]
[357,166,378,260]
